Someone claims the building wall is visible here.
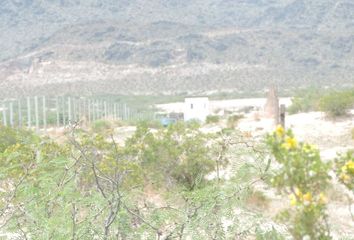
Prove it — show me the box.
[184,97,210,122]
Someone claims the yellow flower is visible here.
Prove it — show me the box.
[275,125,285,137]
[319,193,328,204]
[289,194,297,206]
[282,137,298,150]
[294,188,302,197]
[345,161,354,174]
[303,192,312,202]
[341,165,348,173]
[340,173,351,183]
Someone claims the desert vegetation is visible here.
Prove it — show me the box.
[1,1,354,239]
[288,88,354,117]
[0,120,353,239]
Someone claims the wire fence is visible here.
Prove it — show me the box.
[0,96,155,132]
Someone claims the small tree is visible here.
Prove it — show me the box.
[206,115,220,124]
[288,88,322,114]
[334,150,354,192]
[125,122,217,190]
[266,126,332,239]
[319,91,354,117]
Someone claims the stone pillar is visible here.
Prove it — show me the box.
[264,85,280,125]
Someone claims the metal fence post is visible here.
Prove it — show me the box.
[9,102,14,127]
[34,96,39,132]
[27,97,31,129]
[18,99,22,128]
[2,101,7,126]
[42,96,47,131]
[68,97,72,124]
[56,97,60,127]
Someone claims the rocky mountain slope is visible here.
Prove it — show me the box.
[0,0,353,97]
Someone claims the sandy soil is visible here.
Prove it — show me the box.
[158,97,353,156]
[235,111,353,158]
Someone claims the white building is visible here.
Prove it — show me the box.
[184,97,210,122]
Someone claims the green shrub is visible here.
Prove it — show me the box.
[227,114,243,129]
[287,88,322,114]
[141,119,163,129]
[266,126,332,239]
[255,227,286,240]
[319,90,354,117]
[288,88,354,117]
[126,122,216,190]
[0,126,38,152]
[91,119,113,132]
[334,150,354,191]
[206,115,220,124]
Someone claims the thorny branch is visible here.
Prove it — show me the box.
[68,126,163,239]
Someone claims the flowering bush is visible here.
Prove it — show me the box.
[335,151,354,191]
[267,126,332,240]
